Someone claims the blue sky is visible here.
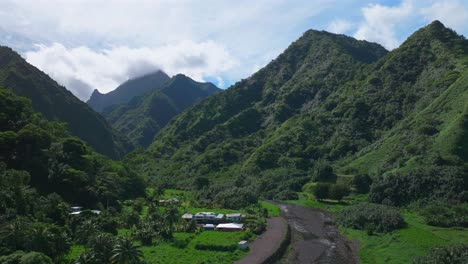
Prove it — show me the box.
[0,0,467,100]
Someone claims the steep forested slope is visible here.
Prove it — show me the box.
[0,87,145,205]
[87,70,170,112]
[104,74,220,147]
[128,21,467,203]
[0,47,132,158]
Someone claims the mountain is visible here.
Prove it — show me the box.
[0,46,132,159]
[87,70,170,112]
[103,74,220,148]
[127,21,467,204]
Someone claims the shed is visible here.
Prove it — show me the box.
[216,223,244,232]
[237,240,248,250]
[203,224,215,230]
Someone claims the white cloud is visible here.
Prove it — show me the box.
[421,0,468,29]
[326,19,353,34]
[25,41,238,100]
[354,0,413,49]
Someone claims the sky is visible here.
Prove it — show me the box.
[0,0,467,101]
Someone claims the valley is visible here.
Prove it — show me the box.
[0,16,467,264]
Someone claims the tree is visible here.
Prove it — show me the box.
[329,184,350,202]
[19,252,53,264]
[314,183,331,201]
[110,237,143,264]
[87,233,116,263]
[352,174,372,194]
[311,161,337,182]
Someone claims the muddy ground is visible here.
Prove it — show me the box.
[277,203,359,264]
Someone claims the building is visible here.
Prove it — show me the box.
[182,213,193,221]
[159,198,180,205]
[69,206,100,215]
[193,212,225,223]
[216,223,244,232]
[203,224,215,230]
[226,213,243,222]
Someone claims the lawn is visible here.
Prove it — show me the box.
[141,231,249,264]
[288,193,468,263]
[259,200,281,217]
[342,212,468,264]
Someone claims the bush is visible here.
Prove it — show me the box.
[352,174,372,194]
[194,243,236,252]
[412,244,468,264]
[420,202,467,228]
[314,182,331,200]
[329,183,350,201]
[20,252,53,264]
[311,161,337,182]
[369,166,466,206]
[338,203,405,233]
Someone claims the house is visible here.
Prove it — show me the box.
[69,206,100,215]
[159,198,180,205]
[216,223,244,232]
[237,240,248,250]
[194,212,217,221]
[226,213,242,222]
[182,213,193,221]
[203,224,215,230]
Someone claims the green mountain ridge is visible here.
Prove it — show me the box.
[103,74,220,148]
[87,70,170,112]
[0,46,132,159]
[127,21,467,203]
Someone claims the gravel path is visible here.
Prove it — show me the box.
[234,217,288,264]
[278,203,359,264]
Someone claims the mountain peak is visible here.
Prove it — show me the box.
[403,20,464,47]
[87,70,171,112]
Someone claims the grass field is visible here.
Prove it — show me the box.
[288,193,468,263]
[259,200,281,217]
[141,231,249,264]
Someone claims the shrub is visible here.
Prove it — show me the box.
[311,161,337,182]
[412,244,468,264]
[420,202,467,228]
[338,203,405,233]
[352,174,372,194]
[194,243,236,252]
[314,182,331,200]
[329,183,350,201]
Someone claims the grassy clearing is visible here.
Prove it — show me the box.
[342,212,468,264]
[141,231,249,264]
[259,201,281,217]
[65,245,85,262]
[290,194,468,263]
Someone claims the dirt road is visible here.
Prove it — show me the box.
[278,203,359,264]
[234,217,288,264]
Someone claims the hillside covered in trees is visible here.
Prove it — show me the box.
[103,74,220,148]
[128,21,467,205]
[0,47,132,159]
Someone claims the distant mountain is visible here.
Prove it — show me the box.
[87,70,170,112]
[0,46,132,159]
[103,74,220,147]
[127,21,467,204]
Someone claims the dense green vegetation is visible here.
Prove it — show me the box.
[0,87,145,262]
[87,70,170,112]
[0,46,131,158]
[338,203,405,234]
[127,21,467,210]
[103,74,220,148]
[412,244,468,264]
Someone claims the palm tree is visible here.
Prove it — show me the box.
[110,237,143,264]
[73,252,96,264]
